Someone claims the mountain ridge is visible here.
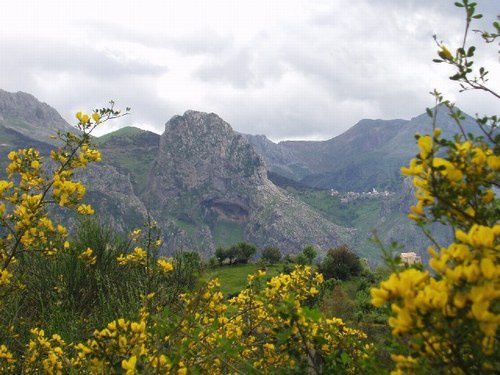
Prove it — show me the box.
[0,89,467,261]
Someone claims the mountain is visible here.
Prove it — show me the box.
[97,126,160,194]
[246,109,481,192]
[0,89,75,143]
[0,89,469,262]
[0,90,148,232]
[243,134,311,180]
[0,90,353,257]
[145,110,353,256]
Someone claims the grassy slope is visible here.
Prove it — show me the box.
[213,220,245,248]
[206,264,371,307]
[96,127,158,194]
[96,126,147,144]
[288,188,384,260]
[206,264,283,296]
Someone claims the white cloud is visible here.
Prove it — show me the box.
[0,0,497,139]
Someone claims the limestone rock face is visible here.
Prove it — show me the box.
[0,89,147,233]
[79,163,148,231]
[147,111,353,256]
[0,89,75,142]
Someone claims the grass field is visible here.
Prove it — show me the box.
[206,263,284,296]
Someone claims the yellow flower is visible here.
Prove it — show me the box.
[79,248,97,265]
[0,269,13,285]
[122,355,137,375]
[487,155,500,171]
[92,112,101,122]
[417,135,432,159]
[157,258,174,273]
[77,204,95,215]
[438,45,453,60]
[432,158,462,181]
[370,287,389,307]
[480,258,496,279]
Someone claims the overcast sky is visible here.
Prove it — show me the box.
[0,0,498,140]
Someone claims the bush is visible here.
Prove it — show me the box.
[215,246,227,265]
[319,245,362,281]
[302,245,318,265]
[370,2,500,372]
[261,246,281,264]
[233,242,257,264]
[170,250,203,290]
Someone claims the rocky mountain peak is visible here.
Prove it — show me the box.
[0,89,74,142]
[156,110,267,194]
[145,110,351,255]
[164,110,234,140]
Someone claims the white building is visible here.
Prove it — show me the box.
[400,252,422,265]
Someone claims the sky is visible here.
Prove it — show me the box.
[0,0,498,141]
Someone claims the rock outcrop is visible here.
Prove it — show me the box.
[147,111,353,256]
[0,89,75,142]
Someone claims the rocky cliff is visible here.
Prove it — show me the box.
[147,111,353,256]
[0,89,76,143]
[0,89,148,233]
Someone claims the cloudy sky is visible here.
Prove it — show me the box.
[1,0,498,140]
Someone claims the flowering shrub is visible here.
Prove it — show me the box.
[0,112,371,373]
[20,266,371,374]
[0,104,128,371]
[371,1,499,373]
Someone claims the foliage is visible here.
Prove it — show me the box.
[319,245,362,281]
[215,246,227,265]
[302,244,318,265]
[261,246,282,264]
[232,241,257,264]
[0,106,372,373]
[215,241,257,265]
[371,1,499,373]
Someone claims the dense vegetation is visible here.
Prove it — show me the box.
[0,1,498,373]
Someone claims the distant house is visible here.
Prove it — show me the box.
[400,252,421,265]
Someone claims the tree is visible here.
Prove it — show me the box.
[302,245,318,265]
[319,245,361,281]
[215,246,227,265]
[294,253,308,265]
[371,1,500,372]
[261,247,281,264]
[226,246,238,265]
[234,242,257,264]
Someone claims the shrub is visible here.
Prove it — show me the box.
[319,245,362,281]
[302,245,318,265]
[371,2,500,373]
[261,246,281,264]
[232,242,257,264]
[24,266,373,374]
[215,246,228,265]
[170,250,202,290]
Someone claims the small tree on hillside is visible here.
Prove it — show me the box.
[319,245,362,281]
[302,245,318,265]
[234,242,257,264]
[225,246,238,265]
[261,247,282,264]
[215,246,227,265]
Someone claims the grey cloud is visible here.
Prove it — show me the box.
[195,49,256,88]
[0,0,497,142]
[0,37,172,135]
[0,38,167,79]
[84,21,234,56]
